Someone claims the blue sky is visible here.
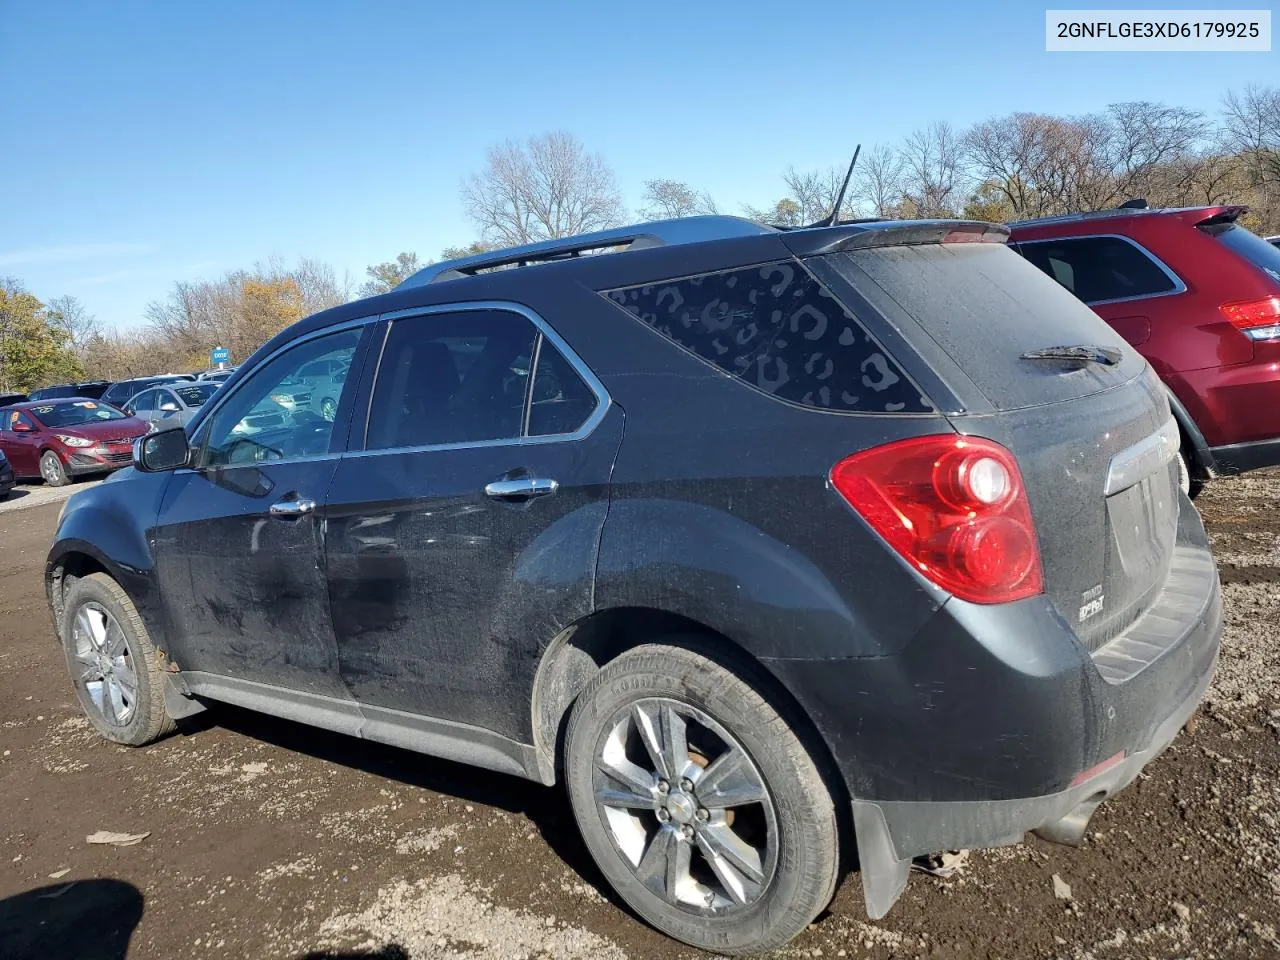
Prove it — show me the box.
[2,0,1276,330]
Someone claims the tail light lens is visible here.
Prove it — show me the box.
[830,435,1044,604]
[1220,296,1280,342]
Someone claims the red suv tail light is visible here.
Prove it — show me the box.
[1220,296,1280,342]
[830,435,1044,604]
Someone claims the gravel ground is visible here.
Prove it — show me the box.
[0,473,1277,960]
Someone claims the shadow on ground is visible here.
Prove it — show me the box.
[0,878,143,960]
[181,703,613,902]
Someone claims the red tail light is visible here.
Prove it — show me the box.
[830,435,1044,604]
[1220,296,1280,342]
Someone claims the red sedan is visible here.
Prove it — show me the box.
[0,399,150,486]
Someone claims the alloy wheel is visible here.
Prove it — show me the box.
[70,601,138,727]
[592,697,777,913]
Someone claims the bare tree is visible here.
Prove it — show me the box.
[293,257,352,313]
[1101,102,1208,203]
[45,295,100,363]
[900,121,966,218]
[1221,84,1280,221]
[638,179,719,220]
[853,144,906,218]
[462,132,626,246]
[781,166,850,223]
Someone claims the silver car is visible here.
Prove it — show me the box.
[124,382,220,429]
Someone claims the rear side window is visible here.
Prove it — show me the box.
[528,340,597,436]
[1018,236,1178,304]
[603,263,932,413]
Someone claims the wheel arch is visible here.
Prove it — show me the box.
[528,606,853,831]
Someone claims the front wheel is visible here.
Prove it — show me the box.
[565,643,839,954]
[61,573,175,746]
[40,451,69,487]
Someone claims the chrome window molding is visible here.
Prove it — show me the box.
[349,300,611,458]
[1016,234,1187,307]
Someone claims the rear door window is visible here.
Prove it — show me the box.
[1018,236,1179,304]
[365,310,538,450]
[603,263,932,413]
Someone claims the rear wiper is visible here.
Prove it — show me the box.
[1021,345,1122,366]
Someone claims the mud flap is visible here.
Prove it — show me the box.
[162,672,207,720]
[851,799,911,919]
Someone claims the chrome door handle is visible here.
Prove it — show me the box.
[269,497,316,517]
[484,477,559,500]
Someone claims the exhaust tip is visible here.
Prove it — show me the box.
[1033,791,1107,847]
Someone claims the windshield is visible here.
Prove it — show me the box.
[1206,223,1280,285]
[174,384,218,407]
[30,400,129,427]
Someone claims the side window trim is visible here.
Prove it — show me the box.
[1016,234,1187,306]
[350,301,610,457]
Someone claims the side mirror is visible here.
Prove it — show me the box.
[134,425,190,472]
[160,402,180,413]
[11,422,32,433]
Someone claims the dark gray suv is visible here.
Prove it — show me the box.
[46,215,1220,954]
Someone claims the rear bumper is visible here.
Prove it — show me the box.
[764,496,1221,917]
[850,647,1213,917]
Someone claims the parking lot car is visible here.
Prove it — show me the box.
[0,448,14,499]
[100,375,198,409]
[1009,204,1280,495]
[46,216,1221,954]
[27,380,111,401]
[1,399,148,485]
[0,392,28,408]
[123,381,220,430]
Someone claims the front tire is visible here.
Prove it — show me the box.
[565,643,839,955]
[40,451,69,487]
[61,573,174,746]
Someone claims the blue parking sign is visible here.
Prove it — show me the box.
[211,347,231,365]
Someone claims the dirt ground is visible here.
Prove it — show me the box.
[1,473,1278,960]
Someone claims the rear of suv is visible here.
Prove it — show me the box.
[46,216,1220,954]
[1009,204,1280,494]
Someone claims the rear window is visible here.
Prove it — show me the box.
[1203,223,1280,285]
[822,244,1146,412]
[174,384,217,407]
[1017,236,1178,303]
[603,263,933,414]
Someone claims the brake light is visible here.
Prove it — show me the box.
[1220,296,1280,342]
[830,435,1044,604]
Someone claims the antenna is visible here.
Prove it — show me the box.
[817,144,861,228]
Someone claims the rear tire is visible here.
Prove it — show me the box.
[565,642,839,955]
[40,451,69,487]
[61,573,174,746]
[1176,450,1204,500]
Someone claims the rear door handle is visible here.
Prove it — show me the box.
[269,497,316,517]
[484,477,559,501]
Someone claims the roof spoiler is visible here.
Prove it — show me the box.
[782,219,1009,257]
[1172,205,1249,227]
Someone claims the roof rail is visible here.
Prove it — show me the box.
[398,216,776,289]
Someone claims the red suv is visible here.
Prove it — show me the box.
[1010,204,1280,495]
[0,399,149,486]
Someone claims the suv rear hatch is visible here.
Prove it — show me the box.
[804,231,1179,650]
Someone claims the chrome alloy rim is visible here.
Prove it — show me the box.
[592,697,777,913]
[70,602,137,727]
